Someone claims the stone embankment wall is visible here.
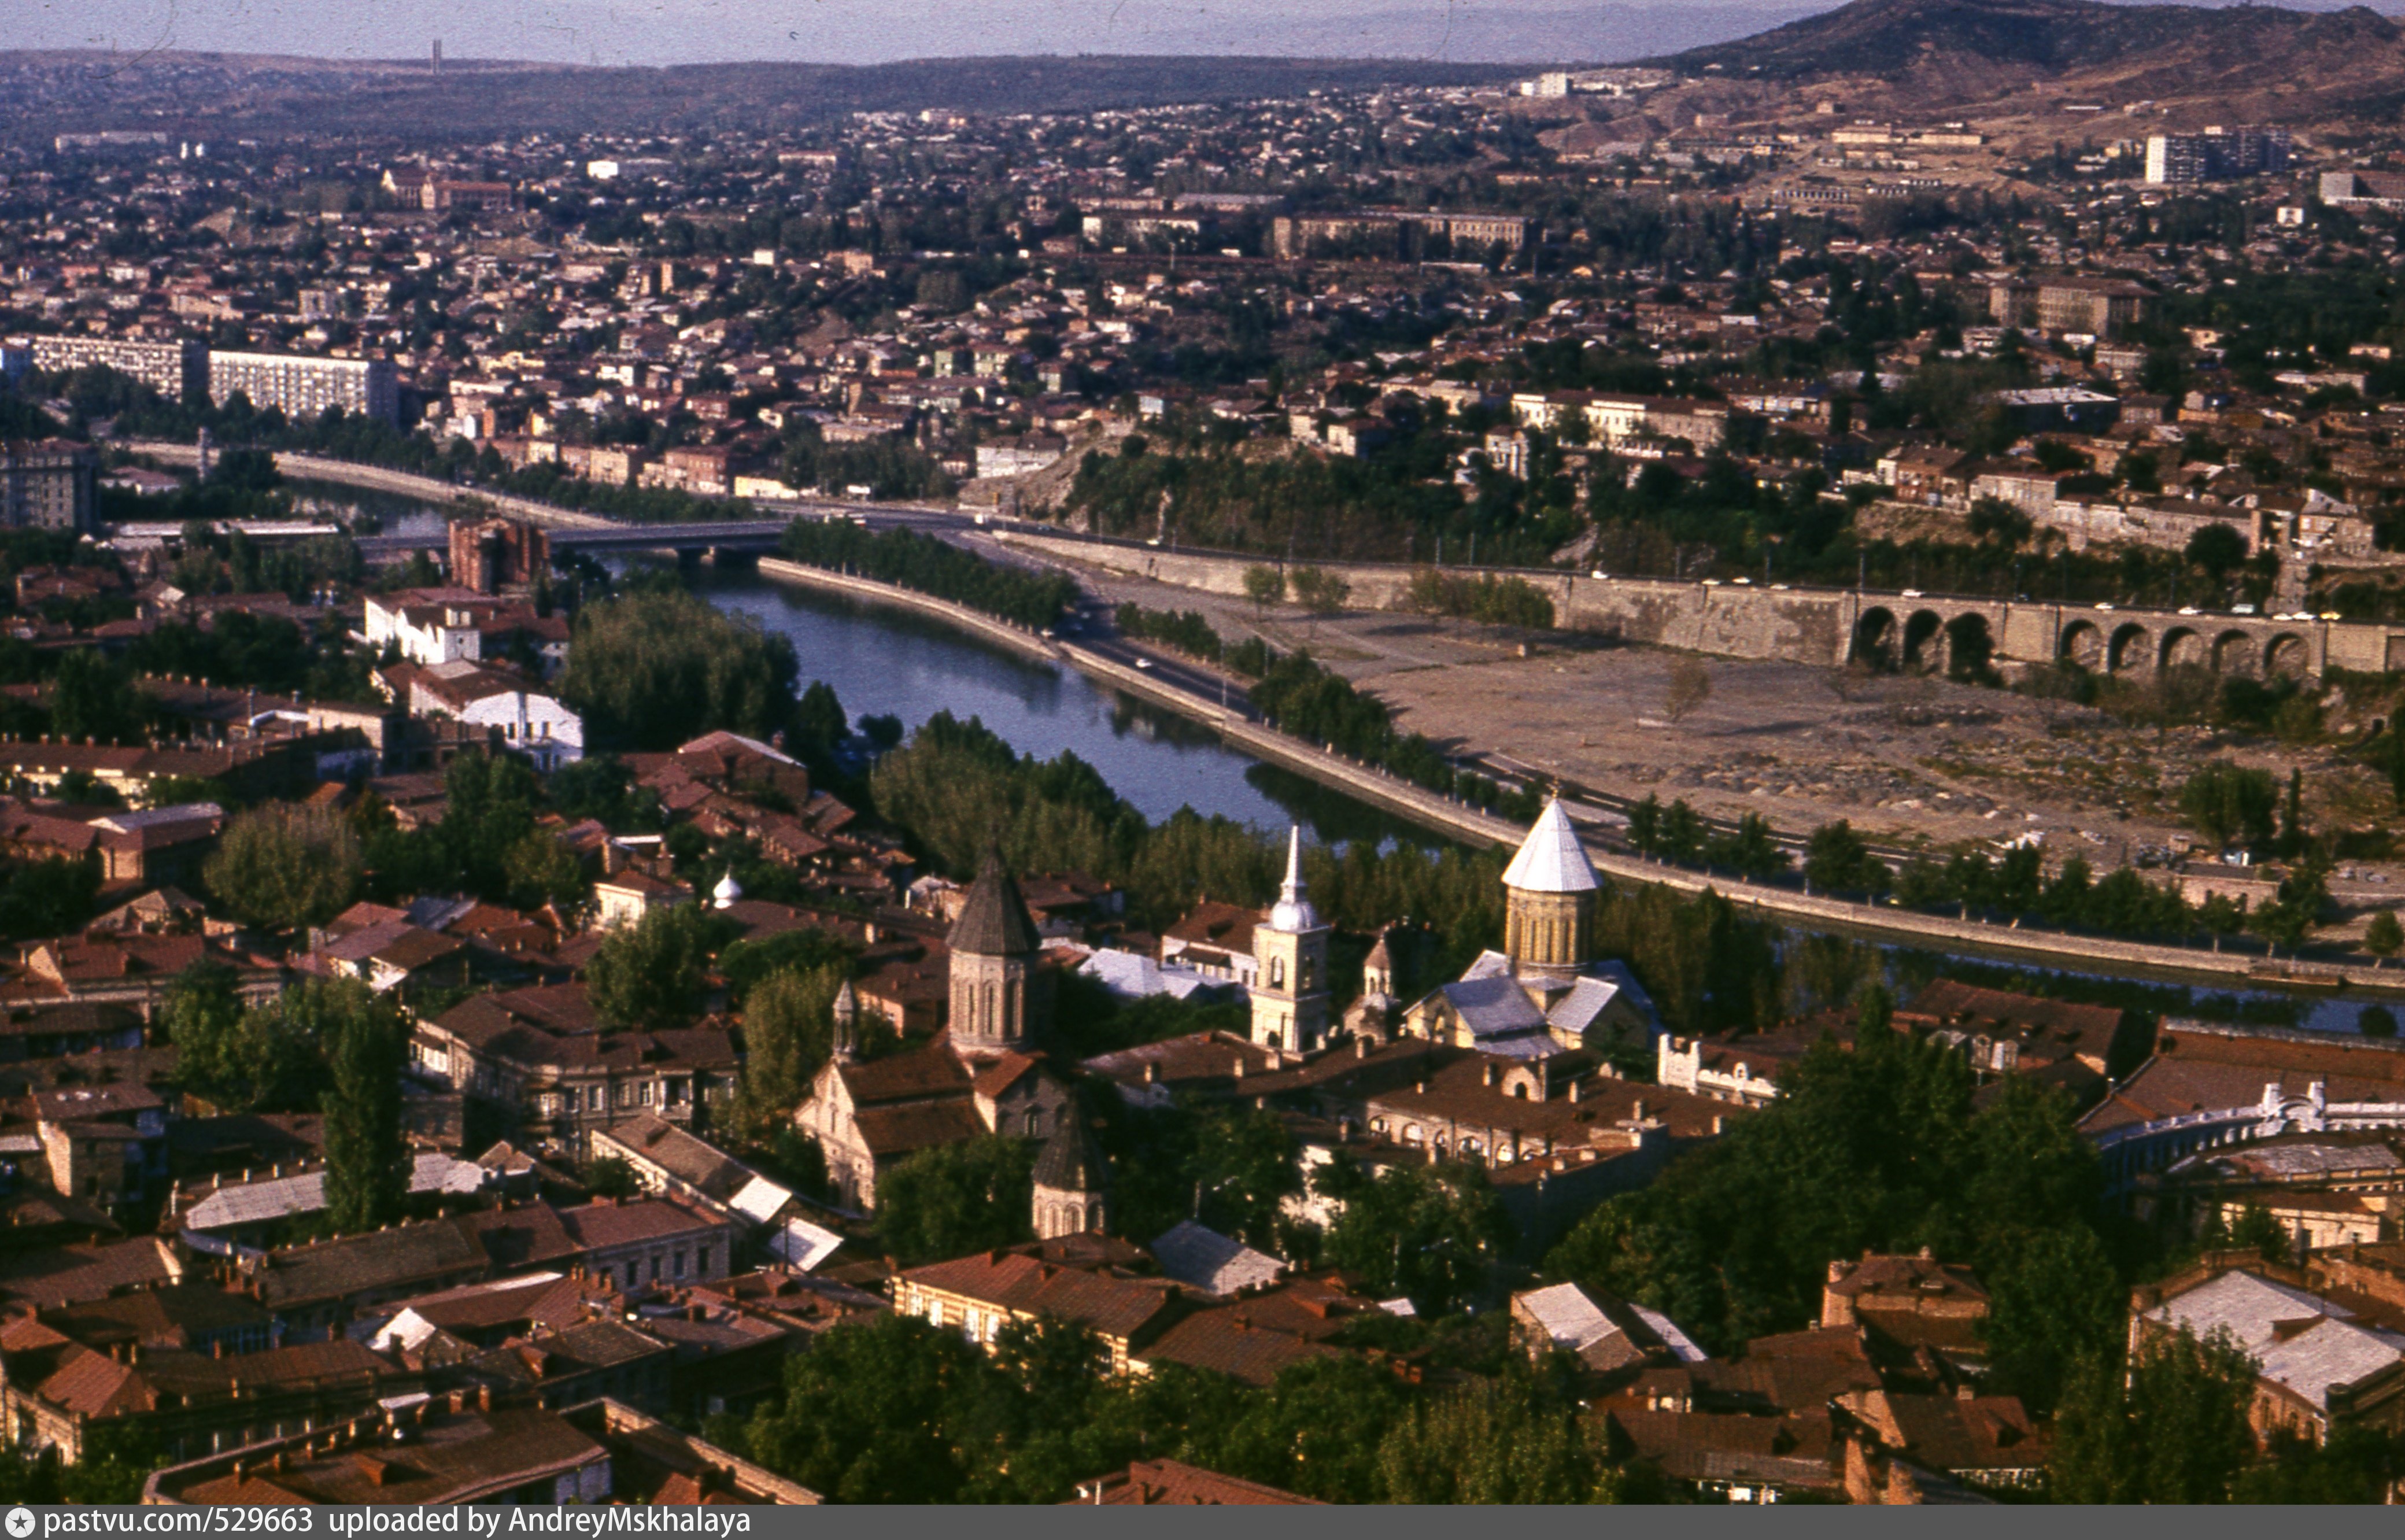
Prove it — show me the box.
[997,530,2405,681]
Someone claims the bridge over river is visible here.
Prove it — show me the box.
[353,520,792,562]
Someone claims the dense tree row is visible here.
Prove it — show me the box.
[778,520,1078,628]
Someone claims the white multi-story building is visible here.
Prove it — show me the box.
[208,349,398,424]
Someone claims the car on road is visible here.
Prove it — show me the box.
[1134,658,1152,670]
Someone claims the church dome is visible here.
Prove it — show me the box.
[1502,799,1599,894]
[712,870,743,909]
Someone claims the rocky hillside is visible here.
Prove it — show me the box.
[1660,0,2396,79]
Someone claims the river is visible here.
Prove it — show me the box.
[296,487,2389,1035]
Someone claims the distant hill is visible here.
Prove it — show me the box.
[0,51,1521,143]
[1656,0,2403,82]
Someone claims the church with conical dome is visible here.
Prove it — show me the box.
[1399,798,1661,1060]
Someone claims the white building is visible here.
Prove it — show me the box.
[365,589,489,666]
[405,660,584,771]
[208,350,398,425]
[593,869,692,932]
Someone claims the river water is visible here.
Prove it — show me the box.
[313,488,2387,1034]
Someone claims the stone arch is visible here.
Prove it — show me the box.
[2266,633,2311,678]
[1851,607,1898,670]
[2059,619,2104,670]
[2159,626,2207,672]
[1943,612,1995,679]
[2108,622,2151,675]
[2212,630,2258,676]
[1901,609,1945,672]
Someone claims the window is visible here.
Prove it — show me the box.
[1025,1109,1043,1137]
[673,1250,687,1279]
[1270,957,1285,989]
[697,1245,710,1276]
[649,1256,661,1283]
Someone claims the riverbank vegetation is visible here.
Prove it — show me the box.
[778,519,1077,627]
[559,583,803,749]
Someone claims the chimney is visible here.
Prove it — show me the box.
[1568,1080,1580,1103]
[1354,1035,1370,1059]
[476,1385,492,1413]
[1480,1062,1494,1087]
[1231,1058,1244,1082]
[1632,1098,1646,1120]
[1141,1062,1157,1085]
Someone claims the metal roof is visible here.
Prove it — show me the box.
[1501,799,1598,894]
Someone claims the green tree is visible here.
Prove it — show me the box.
[585,1156,641,1199]
[585,902,725,1031]
[2197,891,2248,953]
[1377,1372,1606,1504]
[2359,1004,2400,1039]
[741,1313,984,1502]
[1978,1223,2123,1416]
[1288,566,1351,614]
[50,649,146,746]
[2248,856,2329,957]
[2049,1328,2258,1504]
[320,979,409,1234]
[0,855,102,940]
[2178,762,2277,852]
[57,1423,161,1504]
[794,679,848,751]
[1802,819,1888,895]
[202,802,363,931]
[874,1134,1037,1265]
[2185,522,2249,588]
[1242,565,1286,614]
[1319,1159,1509,1314]
[733,964,844,1144]
[1702,813,1789,882]
[560,585,801,750]
[160,959,249,1109]
[2366,910,2403,970]
[502,829,590,916]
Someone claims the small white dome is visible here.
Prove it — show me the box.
[712,870,742,909]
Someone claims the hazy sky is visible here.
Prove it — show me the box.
[17,0,1838,66]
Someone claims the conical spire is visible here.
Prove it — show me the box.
[1032,1116,1107,1195]
[1266,825,1321,933]
[1502,797,1598,894]
[949,847,1040,956]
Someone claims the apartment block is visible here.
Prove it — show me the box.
[2145,125,2291,185]
[25,335,207,401]
[0,440,98,532]
[208,350,398,425]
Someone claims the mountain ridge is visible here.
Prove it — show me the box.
[1654,0,2403,79]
